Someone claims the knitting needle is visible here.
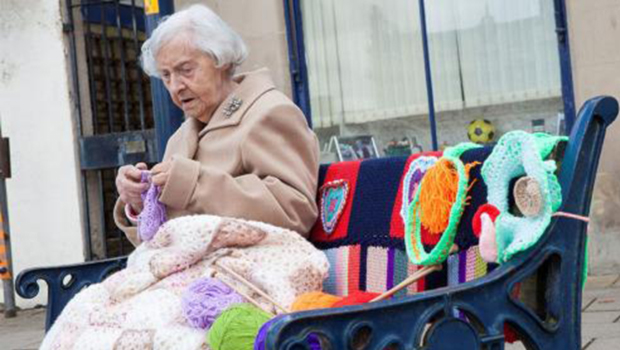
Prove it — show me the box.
[215,273,276,317]
[215,261,291,314]
[371,244,459,302]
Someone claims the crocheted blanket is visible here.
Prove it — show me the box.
[40,215,330,350]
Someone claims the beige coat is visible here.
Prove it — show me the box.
[114,69,320,246]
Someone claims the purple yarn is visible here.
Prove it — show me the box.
[181,277,244,330]
[254,316,278,350]
[307,334,322,350]
[407,169,425,203]
[138,171,167,241]
[254,316,322,350]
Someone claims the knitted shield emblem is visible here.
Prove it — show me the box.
[320,180,349,234]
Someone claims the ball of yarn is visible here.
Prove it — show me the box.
[504,323,519,343]
[291,292,343,312]
[331,291,381,308]
[306,333,323,350]
[254,316,322,350]
[181,277,244,330]
[208,303,272,350]
[253,315,280,350]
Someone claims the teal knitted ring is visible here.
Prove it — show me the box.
[405,155,468,266]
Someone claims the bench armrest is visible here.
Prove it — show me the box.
[15,256,127,331]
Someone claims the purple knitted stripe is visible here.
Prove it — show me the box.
[386,247,395,289]
[458,250,467,284]
[408,169,425,202]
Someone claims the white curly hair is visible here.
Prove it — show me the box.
[140,4,248,78]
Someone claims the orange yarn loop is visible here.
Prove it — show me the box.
[464,162,481,206]
[464,161,480,178]
[416,160,481,235]
[418,159,459,234]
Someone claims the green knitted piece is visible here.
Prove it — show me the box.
[444,142,482,158]
[481,131,565,263]
[583,236,589,289]
[405,154,469,266]
[533,133,568,159]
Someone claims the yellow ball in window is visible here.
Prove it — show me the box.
[467,119,496,144]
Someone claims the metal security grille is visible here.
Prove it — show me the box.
[65,0,158,259]
[86,23,153,134]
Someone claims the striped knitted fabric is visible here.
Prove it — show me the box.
[321,245,437,296]
[447,246,496,287]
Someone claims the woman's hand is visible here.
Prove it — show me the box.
[116,162,148,212]
[151,161,172,188]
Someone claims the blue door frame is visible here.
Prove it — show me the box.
[417,0,439,150]
[282,0,577,144]
[553,0,577,133]
[283,0,313,129]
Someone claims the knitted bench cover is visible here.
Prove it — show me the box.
[310,148,499,297]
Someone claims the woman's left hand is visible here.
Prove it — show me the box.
[151,161,172,188]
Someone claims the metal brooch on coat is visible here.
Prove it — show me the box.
[223,97,243,117]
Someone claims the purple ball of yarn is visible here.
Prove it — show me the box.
[181,277,244,329]
[254,316,322,350]
[254,316,278,350]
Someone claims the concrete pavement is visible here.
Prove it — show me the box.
[581,275,620,349]
[0,306,45,350]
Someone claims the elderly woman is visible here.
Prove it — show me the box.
[39,9,326,348]
[114,4,319,246]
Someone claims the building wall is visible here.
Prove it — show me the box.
[567,0,620,274]
[0,0,85,307]
[175,0,293,97]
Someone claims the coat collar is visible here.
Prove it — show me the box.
[168,117,203,159]
[198,68,276,137]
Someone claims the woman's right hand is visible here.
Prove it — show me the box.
[116,162,149,213]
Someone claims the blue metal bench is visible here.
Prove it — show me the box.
[16,96,618,349]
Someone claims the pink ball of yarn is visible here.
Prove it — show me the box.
[182,277,244,329]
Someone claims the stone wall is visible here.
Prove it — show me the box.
[568,0,620,274]
[175,0,292,97]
